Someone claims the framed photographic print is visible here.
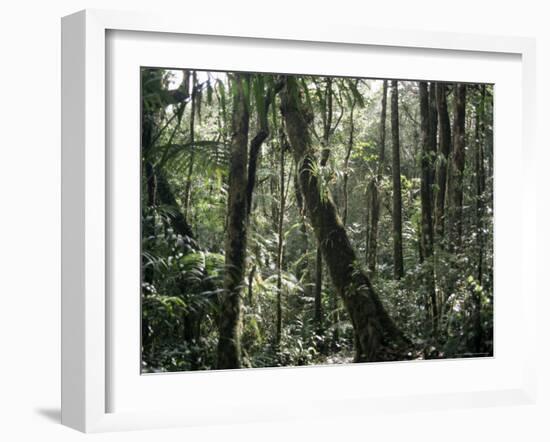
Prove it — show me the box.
[61,9,537,432]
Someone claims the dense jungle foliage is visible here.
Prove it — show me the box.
[141,68,493,372]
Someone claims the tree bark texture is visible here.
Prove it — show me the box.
[366,80,387,273]
[320,77,333,166]
[473,85,486,352]
[391,80,404,279]
[418,82,434,262]
[275,134,286,348]
[447,84,467,248]
[419,81,438,332]
[281,76,408,362]
[246,77,284,215]
[434,83,451,238]
[217,74,250,369]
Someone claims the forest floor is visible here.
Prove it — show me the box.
[318,351,355,366]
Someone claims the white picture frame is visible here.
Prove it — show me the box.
[61,9,537,433]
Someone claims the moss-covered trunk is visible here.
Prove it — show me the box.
[217,74,250,369]
[281,76,408,362]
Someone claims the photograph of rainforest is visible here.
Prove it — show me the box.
[141,68,494,373]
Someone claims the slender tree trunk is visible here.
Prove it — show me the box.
[320,77,333,166]
[366,80,387,273]
[486,92,494,206]
[217,74,250,369]
[318,77,339,344]
[447,84,467,248]
[270,147,279,232]
[391,80,404,279]
[473,85,486,353]
[342,99,356,226]
[294,170,310,284]
[247,265,256,305]
[314,246,323,335]
[281,76,408,362]
[378,80,388,177]
[434,83,451,238]
[183,72,197,217]
[428,82,438,210]
[476,86,487,282]
[246,77,284,214]
[419,81,437,333]
[275,135,286,348]
[484,87,494,340]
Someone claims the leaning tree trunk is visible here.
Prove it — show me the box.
[390,80,404,279]
[281,76,408,362]
[217,74,250,369]
[434,83,451,238]
[447,84,467,249]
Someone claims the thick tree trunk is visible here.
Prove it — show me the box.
[281,76,408,362]
[390,80,404,279]
[366,80,387,273]
[447,84,467,248]
[419,81,438,333]
[217,74,250,369]
[418,83,434,261]
[365,180,379,272]
[434,83,451,238]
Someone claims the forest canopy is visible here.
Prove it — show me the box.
[141,68,493,372]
